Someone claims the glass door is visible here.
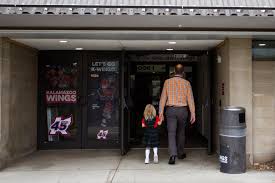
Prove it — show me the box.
[83,52,121,148]
[38,51,83,149]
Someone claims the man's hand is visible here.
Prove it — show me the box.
[159,113,164,123]
[158,120,162,125]
[190,113,196,124]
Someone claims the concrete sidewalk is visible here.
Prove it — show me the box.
[0,149,274,183]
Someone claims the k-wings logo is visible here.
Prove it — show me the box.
[97,130,109,140]
[49,116,72,135]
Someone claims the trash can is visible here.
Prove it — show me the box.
[219,106,246,174]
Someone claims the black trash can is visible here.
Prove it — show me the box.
[219,106,246,174]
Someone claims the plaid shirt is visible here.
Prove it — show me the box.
[159,76,195,115]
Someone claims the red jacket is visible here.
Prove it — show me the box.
[141,116,160,128]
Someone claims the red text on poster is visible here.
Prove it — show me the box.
[46,90,77,104]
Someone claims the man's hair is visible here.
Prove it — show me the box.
[175,64,184,75]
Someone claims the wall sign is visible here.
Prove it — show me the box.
[129,53,199,62]
[49,116,72,135]
[136,65,166,73]
[221,83,225,96]
[46,90,77,104]
[90,61,118,72]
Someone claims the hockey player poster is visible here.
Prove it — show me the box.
[87,59,120,147]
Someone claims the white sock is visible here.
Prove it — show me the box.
[153,147,158,156]
[145,148,150,159]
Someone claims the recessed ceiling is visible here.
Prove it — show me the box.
[13,39,223,50]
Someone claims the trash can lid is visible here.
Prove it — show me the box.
[223,106,245,111]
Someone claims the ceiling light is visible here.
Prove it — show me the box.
[166,48,174,51]
[168,41,177,45]
[75,48,83,50]
[258,43,266,47]
[59,40,68,43]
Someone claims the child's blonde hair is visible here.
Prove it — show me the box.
[143,104,156,120]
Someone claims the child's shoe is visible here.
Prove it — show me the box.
[153,155,158,164]
[145,158,149,164]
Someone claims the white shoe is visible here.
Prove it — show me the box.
[145,158,149,164]
[154,155,158,164]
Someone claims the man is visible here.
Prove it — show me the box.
[159,64,196,165]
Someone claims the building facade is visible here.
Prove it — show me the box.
[0,0,275,169]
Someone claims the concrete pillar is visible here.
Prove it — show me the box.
[215,38,253,166]
[0,38,11,169]
[227,39,253,165]
[0,38,38,170]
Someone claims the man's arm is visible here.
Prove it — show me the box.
[159,81,168,122]
[186,81,196,124]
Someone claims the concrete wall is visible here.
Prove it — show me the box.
[252,61,275,163]
[214,39,253,165]
[0,38,38,169]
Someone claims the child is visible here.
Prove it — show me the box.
[141,104,161,164]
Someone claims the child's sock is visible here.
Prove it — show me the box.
[153,147,158,156]
[153,147,158,163]
[145,147,150,164]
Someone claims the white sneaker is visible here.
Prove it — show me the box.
[145,158,149,164]
[154,155,158,164]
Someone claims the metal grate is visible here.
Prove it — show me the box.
[0,0,275,16]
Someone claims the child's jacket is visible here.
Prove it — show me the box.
[141,116,160,147]
[141,116,160,128]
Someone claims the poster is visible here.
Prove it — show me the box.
[87,60,119,142]
[46,90,77,104]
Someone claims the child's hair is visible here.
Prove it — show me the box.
[143,104,156,120]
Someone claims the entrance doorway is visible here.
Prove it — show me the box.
[37,51,212,154]
[124,52,212,152]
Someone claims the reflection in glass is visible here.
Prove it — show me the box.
[45,63,78,90]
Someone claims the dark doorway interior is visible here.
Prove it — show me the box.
[126,55,208,149]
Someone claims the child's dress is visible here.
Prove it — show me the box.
[141,116,160,147]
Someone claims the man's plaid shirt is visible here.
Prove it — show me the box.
[159,76,195,115]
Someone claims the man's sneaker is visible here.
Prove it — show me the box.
[145,158,149,164]
[153,155,159,164]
